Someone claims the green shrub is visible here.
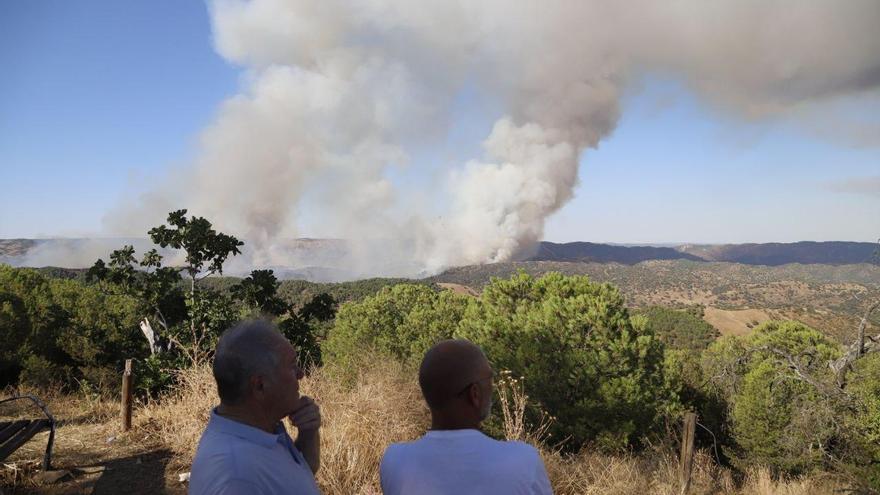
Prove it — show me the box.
[636,306,719,351]
[0,265,143,388]
[19,355,68,389]
[324,273,680,450]
[137,353,185,396]
[842,353,880,488]
[702,321,842,473]
[78,365,122,397]
[323,284,468,376]
[457,272,679,451]
[49,278,143,366]
[0,287,28,384]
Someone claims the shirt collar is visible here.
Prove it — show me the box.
[208,407,286,449]
[424,428,485,439]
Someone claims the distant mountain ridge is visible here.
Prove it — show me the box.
[527,241,878,266]
[1,238,876,272]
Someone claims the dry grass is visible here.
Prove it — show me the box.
[703,307,772,337]
[1,363,850,493]
[129,362,849,495]
[135,360,430,494]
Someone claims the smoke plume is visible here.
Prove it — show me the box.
[104,0,880,278]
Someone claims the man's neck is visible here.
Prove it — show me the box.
[430,415,480,431]
[217,402,278,434]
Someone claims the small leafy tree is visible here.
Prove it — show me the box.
[149,210,243,361]
[88,245,185,354]
[89,209,243,365]
[278,292,338,368]
[230,269,331,367]
[231,269,289,317]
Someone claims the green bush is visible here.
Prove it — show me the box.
[19,355,68,389]
[324,273,680,450]
[0,265,143,390]
[78,365,122,396]
[702,321,842,474]
[457,272,679,450]
[841,353,880,488]
[323,284,468,376]
[49,278,143,368]
[136,352,186,396]
[636,306,719,351]
[0,287,29,384]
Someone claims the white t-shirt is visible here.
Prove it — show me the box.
[380,429,553,495]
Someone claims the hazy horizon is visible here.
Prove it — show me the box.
[2,1,879,277]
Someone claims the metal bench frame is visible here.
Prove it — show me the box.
[0,395,55,470]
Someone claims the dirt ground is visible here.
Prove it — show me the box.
[1,396,188,495]
[703,307,772,336]
[436,282,480,297]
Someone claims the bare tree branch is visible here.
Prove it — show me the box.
[829,300,880,388]
[755,345,846,399]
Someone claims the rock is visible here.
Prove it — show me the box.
[179,472,191,483]
[32,469,72,484]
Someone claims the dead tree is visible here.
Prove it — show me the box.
[829,300,880,388]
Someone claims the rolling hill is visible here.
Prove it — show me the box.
[527,240,877,265]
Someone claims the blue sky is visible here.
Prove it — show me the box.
[1,1,878,243]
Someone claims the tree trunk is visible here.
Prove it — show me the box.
[139,318,160,355]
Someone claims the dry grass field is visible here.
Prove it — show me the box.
[702,308,772,336]
[2,363,851,494]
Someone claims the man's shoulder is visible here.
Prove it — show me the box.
[381,433,541,463]
[190,431,247,494]
[499,439,541,454]
[380,434,551,494]
[380,439,420,464]
[191,428,250,478]
[384,433,437,451]
[486,438,542,463]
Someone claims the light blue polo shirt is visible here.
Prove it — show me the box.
[189,408,321,495]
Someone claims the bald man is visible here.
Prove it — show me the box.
[380,339,553,494]
[190,320,322,495]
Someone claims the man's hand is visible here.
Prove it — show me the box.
[289,396,321,474]
[288,395,321,432]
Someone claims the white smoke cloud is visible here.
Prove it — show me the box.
[98,0,880,278]
[3,239,181,270]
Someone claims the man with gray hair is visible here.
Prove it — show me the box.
[380,339,553,494]
[190,320,322,494]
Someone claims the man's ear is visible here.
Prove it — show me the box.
[251,374,266,398]
[467,383,481,408]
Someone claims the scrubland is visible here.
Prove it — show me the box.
[6,361,842,494]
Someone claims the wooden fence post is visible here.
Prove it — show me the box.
[121,359,133,432]
[679,411,697,495]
